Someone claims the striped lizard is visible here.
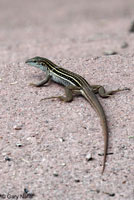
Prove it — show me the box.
[25,56,129,173]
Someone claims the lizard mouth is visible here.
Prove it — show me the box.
[25,58,33,64]
[25,56,42,64]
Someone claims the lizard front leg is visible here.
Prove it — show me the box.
[29,71,51,87]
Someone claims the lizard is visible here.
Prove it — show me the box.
[25,56,129,173]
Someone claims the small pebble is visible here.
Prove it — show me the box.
[5,156,11,161]
[53,172,59,177]
[104,192,115,197]
[74,178,80,183]
[13,125,22,130]
[121,42,129,48]
[16,143,22,147]
[86,153,92,161]
[104,51,118,56]
[129,21,134,32]
[109,193,115,197]
[61,163,66,166]
[24,188,29,193]
[59,137,65,142]
[10,81,18,85]
[98,153,104,156]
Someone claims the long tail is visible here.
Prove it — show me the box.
[84,90,108,173]
[100,115,108,174]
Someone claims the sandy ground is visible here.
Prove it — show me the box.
[0,0,134,199]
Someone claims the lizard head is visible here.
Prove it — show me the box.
[25,56,48,72]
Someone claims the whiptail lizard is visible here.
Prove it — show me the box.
[25,56,129,173]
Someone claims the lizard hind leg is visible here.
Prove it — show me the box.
[41,85,81,102]
[41,86,73,102]
[91,85,130,98]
